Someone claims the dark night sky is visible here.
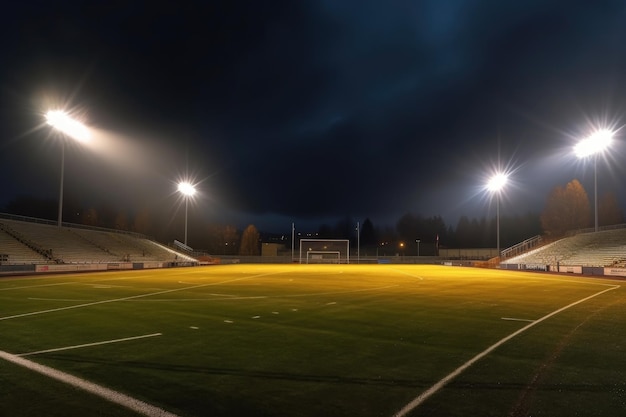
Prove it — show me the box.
[1,0,626,234]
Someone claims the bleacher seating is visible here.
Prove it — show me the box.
[0,217,197,265]
[503,228,626,267]
[0,229,49,265]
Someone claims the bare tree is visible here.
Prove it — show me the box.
[541,179,591,236]
[205,224,240,255]
[239,224,260,256]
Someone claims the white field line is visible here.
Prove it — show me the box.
[19,333,162,357]
[0,281,76,291]
[0,271,289,414]
[0,349,178,417]
[392,284,620,417]
[389,268,425,280]
[121,285,399,302]
[286,285,399,298]
[501,317,535,323]
[0,272,284,322]
[128,296,269,302]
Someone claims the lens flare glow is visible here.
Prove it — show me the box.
[46,110,91,142]
[487,173,508,192]
[574,129,613,158]
[177,182,197,196]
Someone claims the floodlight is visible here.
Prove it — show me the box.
[574,129,614,232]
[574,129,613,158]
[177,182,196,196]
[487,173,508,192]
[45,110,91,142]
[45,109,92,227]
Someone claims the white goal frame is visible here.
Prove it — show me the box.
[299,239,350,264]
[306,251,341,264]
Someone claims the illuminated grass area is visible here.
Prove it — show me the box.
[1,265,625,417]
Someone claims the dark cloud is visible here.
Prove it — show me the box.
[2,0,626,232]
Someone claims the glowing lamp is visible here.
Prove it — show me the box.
[487,173,508,192]
[45,110,91,142]
[177,182,196,196]
[574,129,613,158]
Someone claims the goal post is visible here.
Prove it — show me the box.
[299,239,350,264]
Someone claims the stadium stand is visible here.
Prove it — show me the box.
[0,227,49,265]
[502,228,626,267]
[0,216,197,266]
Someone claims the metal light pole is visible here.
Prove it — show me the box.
[416,239,420,256]
[45,110,91,227]
[496,192,500,255]
[58,141,65,227]
[356,221,360,264]
[594,154,598,232]
[291,222,295,262]
[177,182,196,245]
[487,173,508,260]
[574,129,613,232]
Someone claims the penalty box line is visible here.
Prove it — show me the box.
[392,284,620,417]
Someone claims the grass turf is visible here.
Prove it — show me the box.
[0,264,624,416]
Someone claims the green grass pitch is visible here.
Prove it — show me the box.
[1,264,625,417]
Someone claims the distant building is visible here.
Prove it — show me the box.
[261,242,285,257]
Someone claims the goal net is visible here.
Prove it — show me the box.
[299,239,350,264]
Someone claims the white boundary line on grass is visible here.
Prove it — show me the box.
[0,349,178,417]
[0,273,289,414]
[18,333,162,357]
[389,268,425,281]
[0,271,290,415]
[0,281,76,291]
[501,317,535,322]
[392,283,620,417]
[0,272,280,322]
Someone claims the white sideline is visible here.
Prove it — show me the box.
[392,284,620,417]
[0,349,178,417]
[19,333,162,357]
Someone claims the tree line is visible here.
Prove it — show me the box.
[2,179,622,256]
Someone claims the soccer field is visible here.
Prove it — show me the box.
[1,264,625,417]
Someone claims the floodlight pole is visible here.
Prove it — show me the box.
[496,192,501,258]
[291,223,295,262]
[574,129,614,232]
[184,196,189,246]
[58,141,65,227]
[46,110,91,228]
[594,155,598,232]
[487,172,507,262]
[177,182,196,246]
[356,221,360,264]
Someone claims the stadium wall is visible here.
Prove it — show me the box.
[501,263,626,278]
[218,255,447,264]
[0,261,197,276]
[438,248,499,260]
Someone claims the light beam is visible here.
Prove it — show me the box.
[46,110,91,143]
